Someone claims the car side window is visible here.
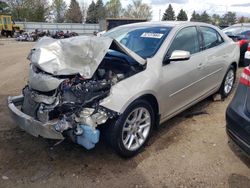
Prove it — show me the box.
[200,27,224,50]
[242,30,250,37]
[167,26,200,56]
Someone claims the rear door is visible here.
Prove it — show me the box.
[197,26,227,95]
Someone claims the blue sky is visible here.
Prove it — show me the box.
[65,0,250,20]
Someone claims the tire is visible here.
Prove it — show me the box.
[219,65,236,98]
[1,31,7,37]
[105,99,155,158]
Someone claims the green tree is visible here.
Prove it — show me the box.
[7,0,25,21]
[52,0,67,23]
[190,10,200,22]
[86,1,96,23]
[105,0,122,18]
[95,0,106,22]
[211,14,221,26]
[34,1,49,22]
[66,0,82,23]
[0,1,10,13]
[177,9,188,21]
[221,12,237,25]
[162,4,175,21]
[123,0,152,20]
[200,11,210,23]
[238,16,246,23]
[11,0,49,21]
[8,0,49,21]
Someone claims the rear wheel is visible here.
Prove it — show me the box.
[105,99,155,158]
[1,30,6,37]
[219,65,236,98]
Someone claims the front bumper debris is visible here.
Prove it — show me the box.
[7,95,64,140]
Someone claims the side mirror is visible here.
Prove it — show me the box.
[163,50,191,64]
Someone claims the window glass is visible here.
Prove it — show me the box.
[3,17,7,25]
[223,26,250,36]
[104,26,172,58]
[168,26,200,55]
[242,30,250,37]
[200,27,224,49]
[7,17,11,24]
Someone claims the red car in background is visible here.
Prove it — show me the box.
[223,23,250,66]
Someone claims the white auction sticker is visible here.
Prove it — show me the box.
[245,51,250,59]
[140,32,164,39]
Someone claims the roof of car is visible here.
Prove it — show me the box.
[229,23,250,27]
[117,21,214,28]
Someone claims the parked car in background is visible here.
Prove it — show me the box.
[244,43,250,66]
[223,23,250,66]
[8,22,239,158]
[15,32,34,42]
[104,18,147,31]
[51,30,78,39]
[226,66,250,156]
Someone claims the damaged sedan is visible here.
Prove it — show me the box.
[8,22,240,157]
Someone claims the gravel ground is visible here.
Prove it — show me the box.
[0,39,250,188]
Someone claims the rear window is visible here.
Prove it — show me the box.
[223,26,250,36]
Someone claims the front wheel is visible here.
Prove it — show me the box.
[105,99,155,158]
[219,65,236,98]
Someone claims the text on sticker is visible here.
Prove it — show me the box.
[141,32,164,39]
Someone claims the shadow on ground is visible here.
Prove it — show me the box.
[228,173,250,188]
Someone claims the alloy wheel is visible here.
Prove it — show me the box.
[122,107,151,151]
[224,69,235,95]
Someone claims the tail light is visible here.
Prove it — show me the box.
[238,39,249,47]
[240,66,250,86]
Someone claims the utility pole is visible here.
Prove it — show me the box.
[159,9,161,21]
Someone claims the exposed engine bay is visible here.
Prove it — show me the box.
[21,45,145,149]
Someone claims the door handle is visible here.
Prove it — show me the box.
[223,54,228,58]
[197,63,203,69]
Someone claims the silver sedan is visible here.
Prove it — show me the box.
[8,21,240,158]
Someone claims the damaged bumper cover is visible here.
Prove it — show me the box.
[8,95,64,140]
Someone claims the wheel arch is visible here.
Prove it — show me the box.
[230,62,237,73]
[137,94,160,128]
[103,94,159,158]
[219,62,237,98]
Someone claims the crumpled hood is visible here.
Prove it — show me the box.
[28,36,146,79]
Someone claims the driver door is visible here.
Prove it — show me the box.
[159,26,205,119]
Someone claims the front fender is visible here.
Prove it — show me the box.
[100,72,159,114]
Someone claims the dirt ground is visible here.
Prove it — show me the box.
[0,39,250,188]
